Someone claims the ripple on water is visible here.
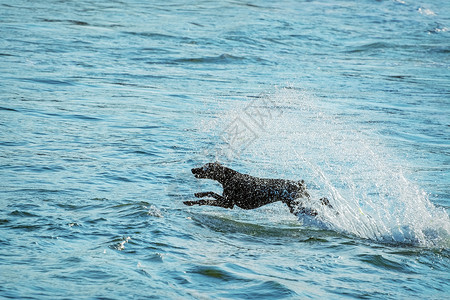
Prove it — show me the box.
[357,253,418,274]
[226,280,297,298]
[0,0,449,299]
[184,264,296,298]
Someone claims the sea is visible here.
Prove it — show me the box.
[0,0,449,299]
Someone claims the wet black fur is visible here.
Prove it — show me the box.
[184,162,332,216]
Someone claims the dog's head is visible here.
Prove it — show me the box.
[191,162,224,180]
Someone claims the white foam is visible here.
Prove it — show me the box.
[199,87,450,247]
[418,7,436,16]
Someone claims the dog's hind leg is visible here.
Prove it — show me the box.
[320,197,333,208]
[320,197,339,215]
[194,192,225,201]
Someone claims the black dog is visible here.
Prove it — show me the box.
[184,162,332,216]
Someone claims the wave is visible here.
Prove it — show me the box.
[171,54,271,65]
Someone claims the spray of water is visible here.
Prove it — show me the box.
[198,87,450,247]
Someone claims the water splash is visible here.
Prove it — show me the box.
[198,87,450,247]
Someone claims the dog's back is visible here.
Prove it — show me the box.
[223,174,306,208]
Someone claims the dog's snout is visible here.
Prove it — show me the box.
[191,167,203,175]
[191,167,206,179]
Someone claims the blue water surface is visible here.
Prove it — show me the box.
[1,0,449,299]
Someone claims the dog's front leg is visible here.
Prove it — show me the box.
[183,199,234,209]
[184,199,219,206]
[194,191,225,201]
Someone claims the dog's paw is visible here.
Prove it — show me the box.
[183,201,196,206]
[320,197,333,208]
[194,193,203,198]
